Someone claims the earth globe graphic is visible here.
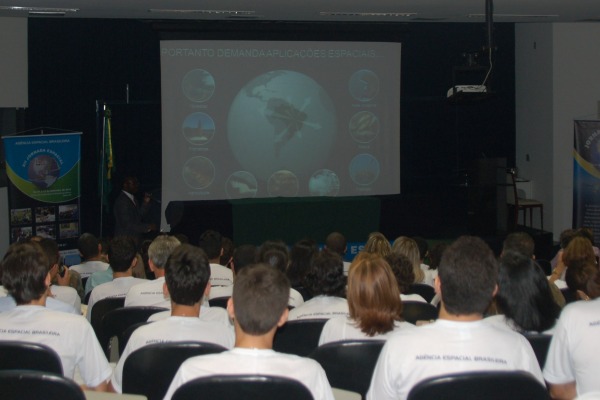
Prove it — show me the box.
[28,155,60,189]
[227,70,337,182]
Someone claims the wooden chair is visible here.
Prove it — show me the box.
[507,170,543,231]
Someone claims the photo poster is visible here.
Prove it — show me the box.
[3,132,82,261]
[573,120,600,240]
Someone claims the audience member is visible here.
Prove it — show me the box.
[70,233,110,279]
[163,263,335,400]
[325,231,351,275]
[232,244,258,275]
[220,236,234,267]
[551,236,596,289]
[363,232,392,258]
[287,238,319,298]
[367,236,543,400]
[0,242,112,390]
[319,255,413,345]
[386,252,427,303]
[391,236,427,285]
[198,230,234,288]
[38,238,82,312]
[110,244,234,393]
[413,236,437,285]
[565,261,600,301]
[427,242,448,271]
[551,227,600,269]
[258,247,304,307]
[288,249,348,320]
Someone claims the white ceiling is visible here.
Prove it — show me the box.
[1,0,600,23]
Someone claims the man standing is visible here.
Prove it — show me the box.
[113,176,156,241]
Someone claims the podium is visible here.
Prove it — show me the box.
[467,158,508,236]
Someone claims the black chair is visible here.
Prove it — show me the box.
[0,370,85,400]
[172,374,313,400]
[309,340,384,399]
[560,287,579,304]
[273,319,327,357]
[121,321,153,353]
[524,333,552,369]
[208,296,230,309]
[89,297,125,358]
[406,283,436,303]
[122,341,227,400]
[402,301,439,324]
[407,370,551,400]
[102,306,168,355]
[0,341,63,375]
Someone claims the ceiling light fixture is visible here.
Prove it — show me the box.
[0,6,78,13]
[467,13,558,18]
[320,11,416,17]
[148,9,255,16]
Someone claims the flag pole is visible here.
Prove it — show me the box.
[99,103,107,237]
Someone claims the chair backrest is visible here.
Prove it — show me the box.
[0,341,63,375]
[407,370,551,400]
[102,306,168,355]
[402,301,439,324]
[506,169,519,206]
[406,283,436,303]
[0,370,85,400]
[208,296,230,309]
[89,296,125,357]
[121,321,152,354]
[171,374,314,400]
[122,341,227,400]
[309,340,384,398]
[524,333,552,369]
[273,319,327,356]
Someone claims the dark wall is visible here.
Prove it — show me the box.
[25,19,515,240]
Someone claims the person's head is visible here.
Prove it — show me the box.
[576,227,595,245]
[220,237,234,266]
[563,236,596,268]
[107,236,137,272]
[164,244,210,306]
[78,233,101,260]
[304,249,346,297]
[173,233,189,245]
[391,236,424,283]
[148,235,181,270]
[287,238,318,287]
[232,244,257,275]
[385,252,415,293]
[122,176,140,195]
[438,236,498,316]
[198,230,223,260]
[37,238,59,270]
[347,256,402,336]
[412,236,429,262]
[257,240,288,265]
[258,248,289,273]
[497,251,560,332]
[230,263,290,335]
[364,232,391,258]
[428,242,449,271]
[2,242,50,305]
[565,260,600,300]
[325,232,347,257]
[559,229,577,250]
[502,232,535,259]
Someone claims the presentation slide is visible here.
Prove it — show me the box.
[160,40,401,207]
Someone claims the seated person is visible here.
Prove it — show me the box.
[367,236,544,400]
[70,233,110,279]
[258,247,304,308]
[287,238,319,301]
[319,255,413,345]
[198,230,234,288]
[125,235,181,308]
[287,249,348,320]
[386,253,427,303]
[391,236,428,286]
[544,260,600,398]
[0,242,112,391]
[86,236,147,321]
[163,263,335,400]
[110,244,235,393]
[38,238,81,312]
[325,232,351,276]
[485,251,559,334]
[363,232,392,258]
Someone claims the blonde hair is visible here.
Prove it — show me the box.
[363,232,392,258]
[563,236,596,268]
[347,256,402,336]
[392,236,425,283]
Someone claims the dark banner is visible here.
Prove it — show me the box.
[2,133,82,261]
[573,120,600,239]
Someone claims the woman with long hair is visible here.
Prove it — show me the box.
[391,236,426,285]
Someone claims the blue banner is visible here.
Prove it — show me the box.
[573,120,600,239]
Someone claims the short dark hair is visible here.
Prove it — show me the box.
[233,263,290,335]
[108,236,137,272]
[257,240,288,263]
[232,244,257,275]
[304,249,346,297]
[198,230,222,259]
[502,232,535,259]
[259,248,289,273]
[497,251,560,332]
[385,252,415,293]
[78,233,100,260]
[164,244,210,306]
[37,238,59,269]
[287,238,318,287]
[439,236,498,315]
[428,242,449,271]
[2,242,49,304]
[566,260,600,299]
[325,232,347,256]
[559,229,577,249]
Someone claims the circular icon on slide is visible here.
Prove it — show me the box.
[349,69,379,102]
[182,156,215,189]
[349,154,380,186]
[267,170,299,197]
[309,169,340,197]
[226,171,258,199]
[182,69,215,103]
[349,111,379,143]
[28,155,60,189]
[182,112,215,146]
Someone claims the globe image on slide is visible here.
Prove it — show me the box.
[28,155,60,189]
[227,70,337,182]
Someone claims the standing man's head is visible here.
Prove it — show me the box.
[325,232,347,257]
[2,242,50,305]
[198,230,223,262]
[78,233,102,261]
[502,231,535,259]
[122,176,140,195]
[437,236,498,317]
[108,236,138,273]
[148,235,181,277]
[164,244,210,306]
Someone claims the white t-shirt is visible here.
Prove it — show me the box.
[148,306,232,326]
[287,296,349,321]
[483,314,556,335]
[288,288,304,308]
[0,285,8,297]
[0,305,111,387]
[0,295,80,315]
[420,264,438,287]
[319,316,414,346]
[86,276,147,320]
[543,298,600,396]
[209,263,234,287]
[163,347,335,400]
[401,293,427,303]
[111,315,235,393]
[50,285,81,312]
[367,319,544,400]
[69,260,109,279]
[343,261,351,276]
[208,285,304,309]
[124,277,170,308]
